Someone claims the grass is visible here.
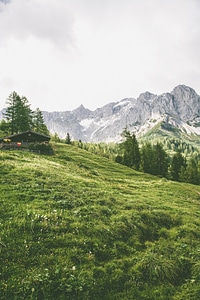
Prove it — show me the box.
[1,143,200,299]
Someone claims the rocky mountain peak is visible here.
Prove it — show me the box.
[72,104,87,113]
[171,84,198,100]
[70,104,91,121]
[170,85,200,119]
[138,91,157,102]
[75,104,84,109]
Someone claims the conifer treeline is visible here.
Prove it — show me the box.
[0,91,49,136]
[115,128,200,185]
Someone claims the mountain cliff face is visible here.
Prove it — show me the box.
[1,85,200,142]
[42,85,200,142]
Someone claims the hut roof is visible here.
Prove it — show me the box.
[0,130,51,143]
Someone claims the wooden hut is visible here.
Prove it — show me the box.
[0,130,51,149]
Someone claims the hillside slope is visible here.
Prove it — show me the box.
[1,144,200,299]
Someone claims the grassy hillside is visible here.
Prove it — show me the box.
[1,143,200,299]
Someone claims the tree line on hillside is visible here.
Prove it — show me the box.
[1,92,200,184]
[115,128,200,185]
[0,91,49,137]
[46,128,200,186]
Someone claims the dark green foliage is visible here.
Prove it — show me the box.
[28,142,54,154]
[4,91,33,134]
[119,131,168,177]
[121,128,141,170]
[184,158,199,185]
[170,150,186,181]
[115,154,123,164]
[140,142,156,174]
[116,130,200,184]
[170,154,200,185]
[65,132,71,144]
[0,119,10,136]
[153,142,169,177]
[140,142,169,176]
[32,108,49,135]
[2,91,49,136]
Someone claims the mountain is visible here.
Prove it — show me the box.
[1,85,200,142]
[42,85,200,142]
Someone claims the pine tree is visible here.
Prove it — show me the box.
[4,91,19,134]
[184,158,199,185]
[121,129,140,170]
[65,132,71,144]
[4,91,33,134]
[18,96,33,132]
[33,108,49,135]
[0,119,10,136]
[140,143,156,174]
[170,150,186,181]
[51,132,61,142]
[153,142,169,177]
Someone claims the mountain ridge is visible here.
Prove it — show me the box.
[42,84,200,142]
[1,84,200,142]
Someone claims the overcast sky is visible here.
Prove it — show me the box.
[0,0,200,111]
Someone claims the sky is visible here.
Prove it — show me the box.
[0,0,200,112]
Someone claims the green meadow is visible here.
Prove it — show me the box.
[1,143,200,299]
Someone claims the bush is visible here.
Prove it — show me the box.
[28,143,54,154]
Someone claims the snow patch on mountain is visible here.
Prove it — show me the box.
[113,98,135,110]
[181,122,200,135]
[80,118,94,129]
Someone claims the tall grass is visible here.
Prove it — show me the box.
[1,144,200,299]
